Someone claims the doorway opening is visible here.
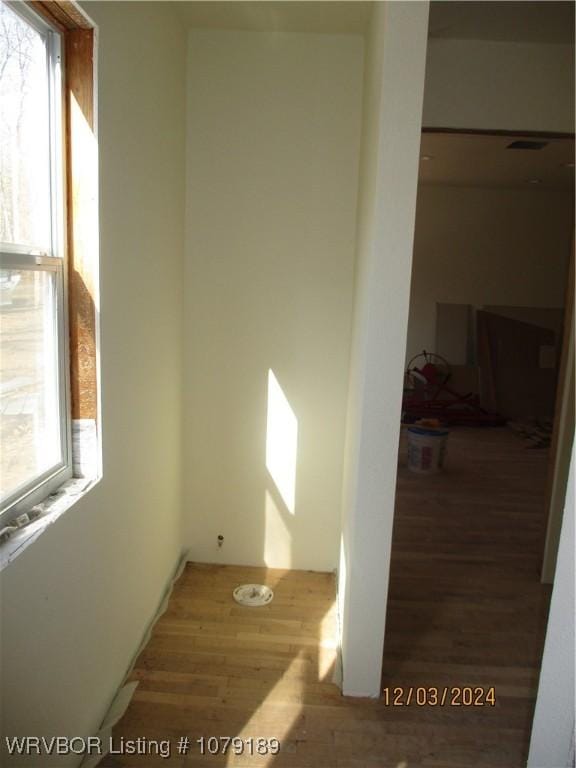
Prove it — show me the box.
[383,125,574,766]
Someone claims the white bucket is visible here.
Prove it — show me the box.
[407,426,449,474]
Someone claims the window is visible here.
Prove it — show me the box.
[0,2,71,525]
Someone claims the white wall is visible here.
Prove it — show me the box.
[339,1,429,697]
[0,3,185,763]
[423,38,575,133]
[542,280,574,584]
[406,185,574,362]
[183,29,363,571]
[528,445,575,768]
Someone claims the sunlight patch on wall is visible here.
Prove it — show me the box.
[318,605,339,680]
[337,535,347,647]
[266,369,298,514]
[263,489,292,569]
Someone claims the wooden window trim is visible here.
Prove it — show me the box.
[30,0,91,31]
[28,1,98,426]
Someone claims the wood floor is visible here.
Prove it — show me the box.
[101,427,551,768]
[382,427,551,767]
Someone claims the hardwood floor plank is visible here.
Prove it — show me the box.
[101,427,550,767]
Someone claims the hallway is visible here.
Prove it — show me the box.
[382,426,552,766]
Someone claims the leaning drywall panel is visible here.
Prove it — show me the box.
[435,303,472,365]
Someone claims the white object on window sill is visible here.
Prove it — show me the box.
[0,477,97,571]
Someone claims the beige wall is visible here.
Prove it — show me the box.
[183,29,363,571]
[0,3,185,763]
[528,444,575,767]
[423,38,575,133]
[406,185,574,362]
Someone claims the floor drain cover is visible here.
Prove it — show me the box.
[233,584,274,607]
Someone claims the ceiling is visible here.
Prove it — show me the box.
[419,132,575,189]
[174,1,575,42]
[428,1,575,45]
[174,1,372,35]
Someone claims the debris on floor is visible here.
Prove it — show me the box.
[508,419,553,448]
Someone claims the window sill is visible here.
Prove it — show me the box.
[0,476,99,572]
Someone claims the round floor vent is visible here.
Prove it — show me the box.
[233,584,274,607]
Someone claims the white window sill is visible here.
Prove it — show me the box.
[0,477,99,572]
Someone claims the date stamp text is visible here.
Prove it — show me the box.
[382,686,496,707]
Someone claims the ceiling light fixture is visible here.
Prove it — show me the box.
[420,155,434,161]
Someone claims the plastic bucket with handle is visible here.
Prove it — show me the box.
[407,426,449,474]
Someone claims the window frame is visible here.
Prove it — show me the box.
[0,1,72,526]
